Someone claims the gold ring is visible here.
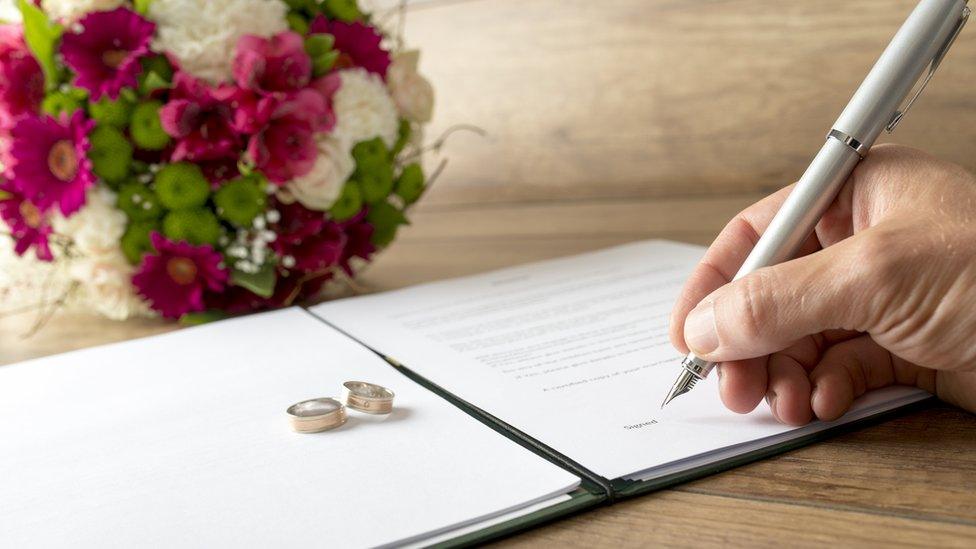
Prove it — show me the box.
[342,381,395,414]
[286,397,347,433]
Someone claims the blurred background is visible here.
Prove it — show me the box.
[368,0,975,283]
[2,0,974,358]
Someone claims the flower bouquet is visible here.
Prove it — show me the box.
[0,0,436,325]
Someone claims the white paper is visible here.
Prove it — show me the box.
[313,240,930,480]
[0,308,580,548]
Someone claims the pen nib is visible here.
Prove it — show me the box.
[661,368,698,408]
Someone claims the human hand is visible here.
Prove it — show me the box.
[669,144,976,425]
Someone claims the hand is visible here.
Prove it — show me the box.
[668,144,976,425]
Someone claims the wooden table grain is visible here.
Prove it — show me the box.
[3,1,976,546]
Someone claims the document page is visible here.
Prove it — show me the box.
[0,308,580,548]
[313,241,929,480]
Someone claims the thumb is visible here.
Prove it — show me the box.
[683,235,871,362]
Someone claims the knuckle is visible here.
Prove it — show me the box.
[731,270,776,341]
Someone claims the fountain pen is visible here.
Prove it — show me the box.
[663,0,971,407]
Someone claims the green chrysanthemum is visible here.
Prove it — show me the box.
[323,0,362,21]
[89,95,133,128]
[117,182,164,222]
[352,138,394,204]
[214,175,267,227]
[130,101,171,151]
[162,209,222,246]
[121,220,159,265]
[154,163,210,210]
[395,163,425,205]
[88,125,133,183]
[42,92,83,117]
[329,182,363,221]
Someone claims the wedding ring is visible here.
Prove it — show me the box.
[286,397,347,433]
[342,381,395,414]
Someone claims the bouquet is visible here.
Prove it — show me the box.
[0,0,435,325]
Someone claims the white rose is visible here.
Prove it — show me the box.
[41,0,126,23]
[149,0,289,83]
[333,68,399,149]
[69,252,153,320]
[283,137,354,212]
[387,50,434,123]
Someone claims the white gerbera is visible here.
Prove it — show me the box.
[149,0,288,83]
[333,68,399,149]
[40,0,126,23]
[283,137,354,212]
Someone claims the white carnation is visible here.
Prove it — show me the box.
[387,50,434,123]
[52,186,126,259]
[41,0,126,23]
[0,0,22,23]
[283,137,354,211]
[149,0,288,83]
[69,253,153,320]
[333,68,399,149]
[52,187,152,320]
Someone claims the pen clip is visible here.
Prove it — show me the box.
[886,5,971,133]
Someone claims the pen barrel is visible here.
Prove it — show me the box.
[734,138,860,279]
[833,0,968,147]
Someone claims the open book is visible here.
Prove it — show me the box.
[0,241,931,547]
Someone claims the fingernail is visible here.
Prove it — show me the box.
[684,302,719,356]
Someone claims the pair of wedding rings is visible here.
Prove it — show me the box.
[286,381,395,433]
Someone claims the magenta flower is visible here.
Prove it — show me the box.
[132,233,229,319]
[0,26,44,130]
[271,200,347,272]
[5,111,95,216]
[339,209,376,275]
[159,73,241,162]
[309,17,391,78]
[233,31,312,95]
[59,8,156,100]
[246,89,334,184]
[0,186,53,261]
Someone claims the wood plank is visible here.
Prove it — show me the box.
[677,404,976,524]
[400,0,976,206]
[494,489,976,548]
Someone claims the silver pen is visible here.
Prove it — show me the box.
[663,0,971,407]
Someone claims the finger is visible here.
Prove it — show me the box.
[765,351,814,426]
[682,232,875,362]
[717,358,768,414]
[808,335,938,421]
[669,185,822,353]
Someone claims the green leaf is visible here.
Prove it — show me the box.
[17,0,63,91]
[304,34,335,56]
[393,119,412,156]
[230,263,277,298]
[179,310,229,327]
[366,201,408,247]
[312,50,339,77]
[134,0,154,15]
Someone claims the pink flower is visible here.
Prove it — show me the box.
[132,233,229,319]
[0,26,44,130]
[59,8,156,100]
[271,200,346,272]
[309,17,391,78]
[0,186,53,261]
[246,89,334,184]
[5,111,95,216]
[159,72,241,162]
[233,31,312,95]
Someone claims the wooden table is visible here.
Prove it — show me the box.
[3,0,976,545]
